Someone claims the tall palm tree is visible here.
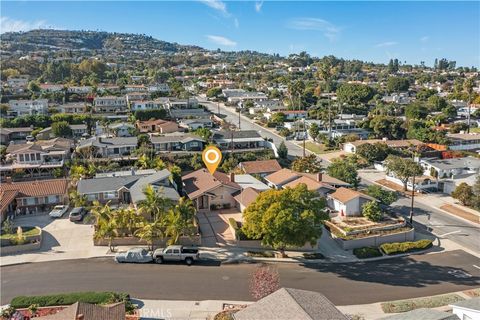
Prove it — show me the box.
[137,185,171,221]
[134,220,164,251]
[95,219,118,252]
[165,197,196,245]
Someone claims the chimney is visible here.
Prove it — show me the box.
[316,172,322,182]
[229,172,235,182]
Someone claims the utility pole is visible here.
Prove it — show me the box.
[217,101,220,116]
[303,118,306,157]
[238,105,241,130]
[409,175,415,225]
[467,92,471,133]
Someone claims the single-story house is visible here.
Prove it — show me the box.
[0,178,69,222]
[264,168,301,189]
[420,156,480,179]
[212,130,265,151]
[234,288,348,320]
[234,187,261,212]
[238,159,282,177]
[447,133,480,151]
[150,134,204,152]
[77,137,138,158]
[233,174,270,191]
[179,118,214,130]
[450,297,480,320]
[170,108,211,120]
[136,119,180,134]
[77,169,179,205]
[386,173,438,192]
[343,139,423,154]
[381,308,458,320]
[283,175,336,197]
[182,169,241,212]
[327,187,377,216]
[0,127,33,144]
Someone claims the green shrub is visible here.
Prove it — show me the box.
[380,239,433,255]
[10,292,130,309]
[247,251,275,258]
[353,247,382,259]
[381,293,464,313]
[303,252,325,259]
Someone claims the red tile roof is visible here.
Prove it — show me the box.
[0,179,70,198]
[182,169,240,199]
[239,160,282,174]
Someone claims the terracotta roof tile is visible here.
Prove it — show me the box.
[239,160,282,174]
[182,169,240,199]
[329,187,375,204]
[0,179,70,199]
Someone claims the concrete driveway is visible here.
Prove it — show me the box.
[197,210,238,247]
[1,213,107,266]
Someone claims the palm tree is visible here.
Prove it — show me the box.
[95,218,118,252]
[137,185,171,221]
[165,197,196,245]
[134,220,164,251]
[115,207,142,237]
[69,190,87,208]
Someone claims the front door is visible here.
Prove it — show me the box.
[198,195,209,210]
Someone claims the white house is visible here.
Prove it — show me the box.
[8,99,49,117]
[447,133,480,151]
[67,86,92,94]
[130,99,168,112]
[450,298,480,320]
[93,96,127,113]
[328,187,376,216]
[420,157,480,179]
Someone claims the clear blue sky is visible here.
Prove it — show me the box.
[1,1,479,67]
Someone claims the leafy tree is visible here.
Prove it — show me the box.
[277,141,288,159]
[69,190,87,208]
[221,154,238,173]
[134,109,167,121]
[190,153,203,170]
[449,122,468,134]
[51,121,72,138]
[134,220,164,252]
[194,127,212,141]
[336,83,375,106]
[367,116,406,139]
[137,185,172,221]
[137,133,151,147]
[365,185,398,205]
[169,165,183,192]
[405,102,428,120]
[308,123,320,141]
[206,87,222,98]
[291,154,322,173]
[249,265,280,300]
[427,95,448,111]
[442,105,457,119]
[362,200,383,222]
[356,143,391,163]
[384,155,423,190]
[386,76,410,93]
[416,88,436,101]
[326,158,360,189]
[271,112,286,124]
[451,183,474,206]
[242,184,328,256]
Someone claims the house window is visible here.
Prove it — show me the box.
[113,148,119,154]
[86,194,98,201]
[104,191,117,199]
[36,153,41,160]
[47,195,59,204]
[24,197,36,206]
[19,154,24,162]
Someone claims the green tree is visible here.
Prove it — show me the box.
[242,184,328,256]
[451,183,474,206]
[384,155,423,191]
[194,127,212,141]
[427,95,448,111]
[206,87,222,98]
[386,76,410,93]
[308,123,320,142]
[365,185,398,205]
[134,220,164,252]
[271,112,286,124]
[221,154,238,173]
[405,102,429,120]
[51,121,72,138]
[336,83,375,106]
[326,158,360,189]
[291,154,322,173]
[190,153,203,170]
[362,200,383,222]
[277,141,288,159]
[356,143,390,163]
[137,185,172,221]
[69,190,87,207]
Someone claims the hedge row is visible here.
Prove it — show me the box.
[380,239,433,255]
[10,292,130,308]
[381,293,465,313]
[353,247,382,259]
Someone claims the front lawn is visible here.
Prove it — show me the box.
[304,142,332,154]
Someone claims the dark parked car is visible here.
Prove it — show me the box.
[69,207,87,222]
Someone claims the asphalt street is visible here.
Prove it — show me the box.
[1,250,479,305]
[199,98,479,254]
[199,98,307,158]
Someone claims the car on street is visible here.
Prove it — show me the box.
[115,248,153,263]
[48,205,69,218]
[153,245,199,265]
[69,207,87,222]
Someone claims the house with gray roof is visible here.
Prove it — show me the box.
[77,137,138,158]
[212,130,265,151]
[381,308,459,320]
[151,134,204,152]
[77,169,179,205]
[233,288,347,320]
[170,108,211,120]
[420,156,480,179]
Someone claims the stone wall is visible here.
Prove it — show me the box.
[0,226,42,255]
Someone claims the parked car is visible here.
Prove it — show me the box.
[153,245,199,265]
[115,248,153,263]
[48,205,69,218]
[69,207,87,222]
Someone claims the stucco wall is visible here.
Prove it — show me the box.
[332,228,415,250]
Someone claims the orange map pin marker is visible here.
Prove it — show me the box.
[202,146,222,174]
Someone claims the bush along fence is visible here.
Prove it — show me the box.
[353,239,434,259]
